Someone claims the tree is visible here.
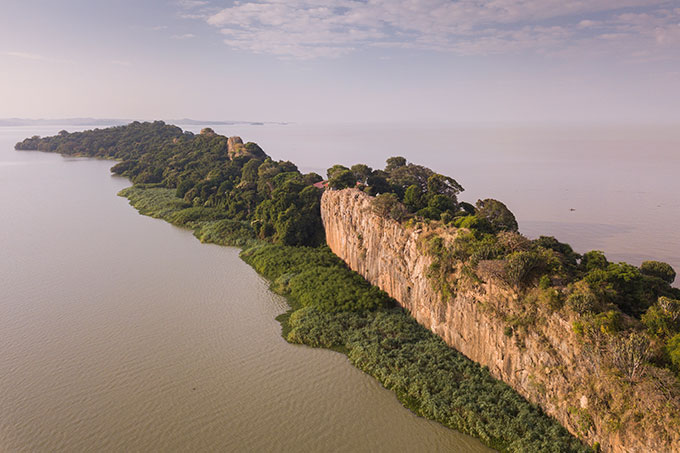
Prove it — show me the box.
[326,164,349,180]
[582,251,608,272]
[350,164,372,184]
[365,172,391,195]
[640,261,676,284]
[533,236,581,276]
[428,194,456,213]
[328,169,357,190]
[475,199,518,233]
[426,173,463,201]
[403,184,425,212]
[385,156,406,172]
[388,164,434,193]
[303,172,323,185]
[240,159,263,185]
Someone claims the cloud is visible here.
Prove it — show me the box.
[3,51,50,61]
[172,33,196,39]
[194,0,680,60]
[177,0,208,9]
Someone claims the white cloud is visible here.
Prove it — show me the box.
[172,33,196,39]
[177,0,208,9]
[195,0,680,59]
[578,20,600,28]
[3,51,50,61]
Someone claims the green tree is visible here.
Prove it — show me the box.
[426,173,463,202]
[240,159,263,185]
[350,164,372,184]
[403,184,425,212]
[640,261,676,284]
[385,156,406,172]
[328,169,357,190]
[326,164,350,180]
[365,172,391,195]
[581,251,608,272]
[475,199,518,233]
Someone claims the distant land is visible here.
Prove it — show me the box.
[0,118,286,127]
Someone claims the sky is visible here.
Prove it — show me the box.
[0,0,679,123]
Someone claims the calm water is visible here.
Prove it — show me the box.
[2,121,679,452]
[0,126,491,452]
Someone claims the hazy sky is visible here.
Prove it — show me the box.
[1,0,679,123]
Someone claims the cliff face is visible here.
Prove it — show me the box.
[321,188,680,453]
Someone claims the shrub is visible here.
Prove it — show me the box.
[642,297,680,338]
[610,331,651,381]
[372,193,407,221]
[168,207,230,226]
[567,281,598,315]
[667,334,680,375]
[503,250,550,291]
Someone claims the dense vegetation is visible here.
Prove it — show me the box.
[411,217,680,382]
[17,122,323,246]
[241,244,589,452]
[19,122,680,450]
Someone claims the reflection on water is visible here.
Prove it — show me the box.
[0,126,491,452]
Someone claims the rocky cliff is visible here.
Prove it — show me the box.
[321,188,680,453]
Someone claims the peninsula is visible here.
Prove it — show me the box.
[16,122,680,452]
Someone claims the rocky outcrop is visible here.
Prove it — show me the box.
[227,136,266,160]
[321,188,680,453]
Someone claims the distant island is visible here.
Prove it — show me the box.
[0,118,286,127]
[15,121,680,453]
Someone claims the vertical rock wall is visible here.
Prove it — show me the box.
[321,188,679,453]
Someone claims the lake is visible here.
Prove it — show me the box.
[1,121,678,452]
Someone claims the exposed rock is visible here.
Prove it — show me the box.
[227,135,243,149]
[321,188,680,453]
[227,136,266,160]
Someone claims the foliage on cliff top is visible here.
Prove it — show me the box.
[421,222,680,380]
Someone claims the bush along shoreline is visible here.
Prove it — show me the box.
[17,121,678,451]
